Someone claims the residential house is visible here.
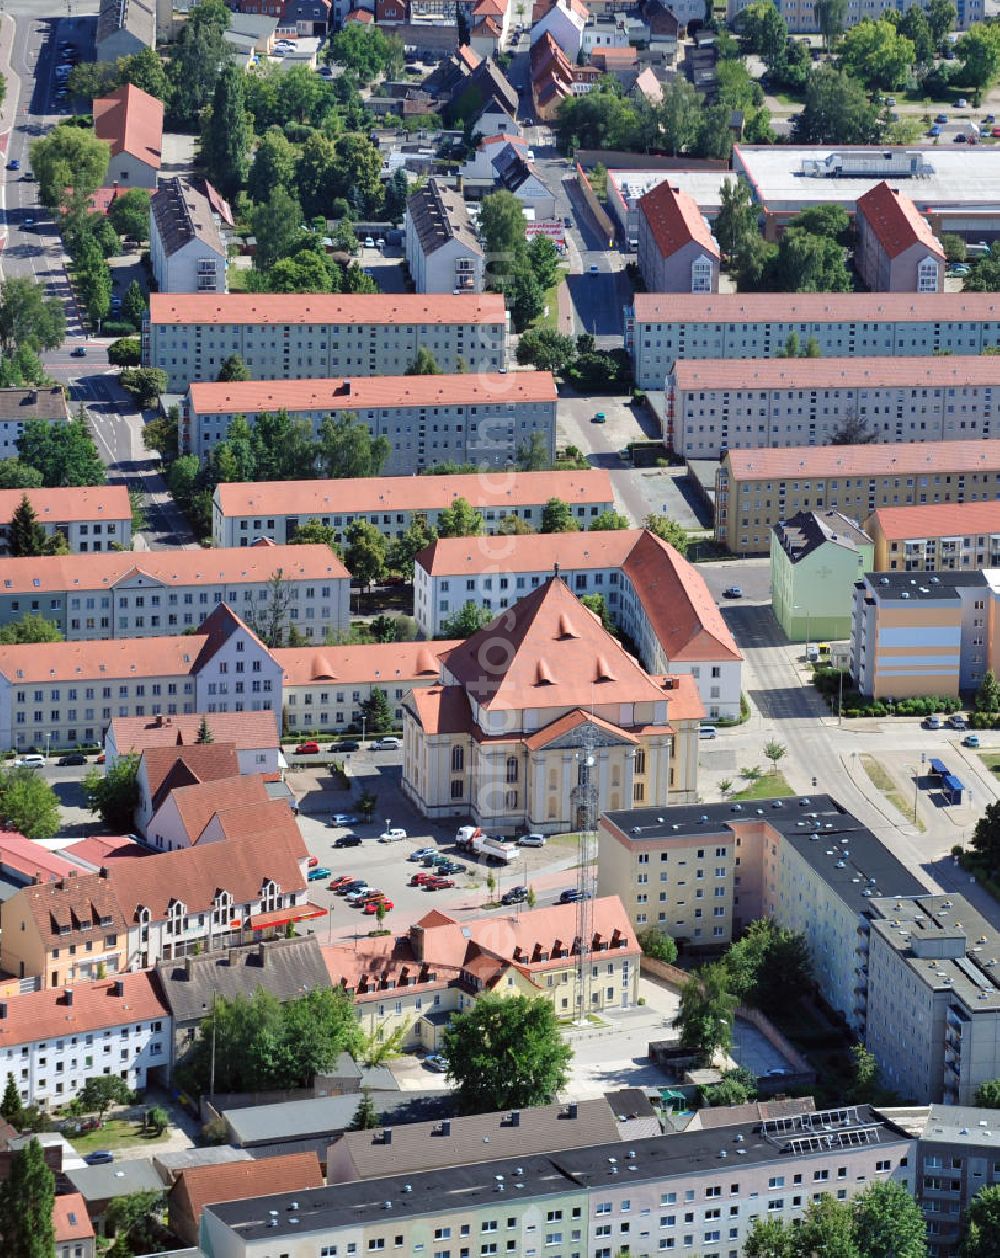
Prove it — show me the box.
[445,58,519,131]
[726,0,982,35]
[150,178,228,294]
[0,485,130,553]
[323,897,640,1049]
[530,31,597,119]
[0,602,285,752]
[402,575,704,831]
[376,0,408,19]
[143,780,289,853]
[459,131,528,184]
[92,83,163,189]
[631,66,664,104]
[54,1193,96,1258]
[0,387,69,459]
[212,469,614,548]
[0,974,169,1109]
[580,12,630,54]
[96,0,155,60]
[865,500,1000,572]
[169,1153,323,1247]
[490,142,557,219]
[770,510,874,643]
[226,10,278,52]
[470,0,511,56]
[636,180,720,294]
[156,936,331,1062]
[280,0,331,35]
[104,709,281,775]
[531,0,588,57]
[413,528,743,718]
[404,178,484,294]
[855,181,945,293]
[134,741,244,837]
[641,0,678,55]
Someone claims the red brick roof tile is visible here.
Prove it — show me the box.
[857,180,944,261]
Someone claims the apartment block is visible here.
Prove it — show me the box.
[726,0,981,34]
[211,469,614,548]
[404,177,485,294]
[770,511,874,643]
[668,355,1000,460]
[849,570,990,699]
[0,486,131,553]
[202,1105,915,1258]
[855,182,944,294]
[149,177,227,294]
[866,500,1000,571]
[144,292,509,391]
[0,974,169,1109]
[184,372,556,474]
[0,386,69,457]
[413,528,743,720]
[628,292,1000,392]
[105,708,280,775]
[636,181,720,295]
[0,543,349,642]
[716,439,1000,557]
[0,603,284,752]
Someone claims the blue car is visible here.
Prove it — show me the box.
[928,124,942,137]
[6,160,18,171]
[307,866,332,881]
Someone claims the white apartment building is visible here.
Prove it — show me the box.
[667,355,1000,459]
[0,974,169,1109]
[144,292,509,391]
[184,372,556,474]
[0,544,349,642]
[149,178,228,294]
[413,528,743,720]
[211,469,615,548]
[0,486,132,553]
[404,178,485,295]
[0,603,284,752]
[628,292,1000,391]
[727,0,981,34]
[0,386,69,458]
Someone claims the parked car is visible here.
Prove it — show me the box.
[958,97,969,108]
[14,754,45,768]
[307,855,319,868]
[333,834,362,848]
[722,586,743,599]
[592,411,606,424]
[928,124,942,136]
[409,871,437,886]
[559,888,592,903]
[699,725,718,740]
[424,1054,449,1072]
[923,715,944,730]
[436,861,465,875]
[964,733,982,748]
[948,713,968,729]
[58,752,87,765]
[84,1151,114,1165]
[935,112,949,123]
[328,875,354,891]
[371,736,399,750]
[345,886,376,903]
[337,879,368,895]
[409,847,436,861]
[954,132,969,142]
[363,898,393,914]
[307,866,332,881]
[71,346,87,357]
[6,159,19,171]
[295,741,321,755]
[424,876,455,890]
[518,833,545,847]
[334,739,360,752]
[329,813,358,826]
[501,886,529,905]
[379,827,407,842]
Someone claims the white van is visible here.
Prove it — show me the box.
[699,726,717,740]
[378,827,407,843]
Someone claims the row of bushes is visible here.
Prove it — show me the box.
[812,669,963,717]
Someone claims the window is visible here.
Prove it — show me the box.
[452,746,464,773]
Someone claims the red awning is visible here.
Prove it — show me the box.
[249,903,327,930]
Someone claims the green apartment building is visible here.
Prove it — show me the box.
[770,510,874,643]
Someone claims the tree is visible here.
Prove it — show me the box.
[517,432,551,473]
[849,1042,879,1104]
[0,1137,55,1258]
[724,919,811,1014]
[248,127,298,204]
[540,498,579,533]
[0,461,42,490]
[928,0,957,46]
[590,510,631,531]
[677,963,736,1063]
[122,279,146,332]
[9,495,48,557]
[897,4,935,65]
[217,353,251,383]
[838,19,915,90]
[791,203,852,246]
[964,1185,1000,1257]
[360,687,393,734]
[79,1074,132,1123]
[714,176,759,271]
[437,496,484,538]
[119,368,167,410]
[957,22,1000,105]
[407,347,442,375]
[763,740,786,772]
[330,22,403,85]
[637,927,678,964]
[642,513,689,555]
[527,234,560,290]
[0,770,60,840]
[389,515,438,581]
[31,124,110,218]
[351,1088,380,1130]
[745,1217,798,1258]
[345,520,387,592]
[201,65,252,200]
[83,754,140,832]
[0,614,62,645]
[508,267,545,332]
[480,188,527,276]
[440,601,494,638]
[0,1075,24,1127]
[795,1196,861,1258]
[792,67,881,144]
[146,1105,168,1136]
[701,1065,758,1107]
[815,0,848,48]
[66,60,118,100]
[104,1190,166,1258]
[317,413,390,480]
[118,46,171,99]
[771,227,852,292]
[442,993,571,1113]
[658,77,702,156]
[739,0,788,65]
[972,799,1000,875]
[291,519,338,550]
[516,327,576,373]
[964,245,1000,293]
[251,186,304,274]
[853,1180,929,1258]
[196,716,214,745]
[167,0,229,126]
[0,277,65,359]
[19,415,107,490]
[107,336,141,367]
[107,187,151,242]
[581,593,615,633]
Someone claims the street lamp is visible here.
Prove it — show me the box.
[793,604,811,657]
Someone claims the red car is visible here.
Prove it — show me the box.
[307,856,319,868]
[424,876,455,891]
[329,876,353,891]
[409,871,436,886]
[295,741,320,755]
[363,898,394,914]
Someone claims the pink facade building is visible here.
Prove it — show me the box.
[636,181,720,292]
[855,180,944,293]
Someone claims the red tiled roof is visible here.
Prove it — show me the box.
[638,181,718,261]
[632,291,999,323]
[345,8,373,19]
[17,872,129,948]
[277,641,457,687]
[457,44,482,68]
[0,973,166,1047]
[167,775,270,844]
[724,438,1000,481]
[0,636,204,685]
[109,711,280,755]
[857,180,944,261]
[171,1153,323,1233]
[150,292,506,327]
[215,469,613,520]
[0,486,130,526]
[0,832,80,883]
[142,743,240,812]
[189,372,556,416]
[869,499,1000,541]
[406,685,474,736]
[673,354,1000,391]
[63,834,148,867]
[53,1193,94,1244]
[93,83,163,169]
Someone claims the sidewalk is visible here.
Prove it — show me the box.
[0,13,20,254]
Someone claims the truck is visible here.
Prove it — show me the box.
[455,826,518,864]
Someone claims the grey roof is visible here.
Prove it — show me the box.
[862,570,988,600]
[328,1097,622,1182]
[602,794,927,917]
[492,146,551,200]
[689,1097,817,1131]
[153,1147,252,1180]
[449,59,518,120]
[225,1090,448,1146]
[67,1157,167,1202]
[0,387,68,423]
[774,509,871,564]
[97,0,155,48]
[151,178,226,261]
[155,936,331,1024]
[879,1102,1000,1144]
[209,1106,910,1242]
[406,178,482,258]
[227,11,279,38]
[321,1052,398,1093]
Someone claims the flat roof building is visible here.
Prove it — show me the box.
[716,438,1000,556]
[607,167,733,241]
[628,291,1000,391]
[144,292,509,391]
[212,469,615,548]
[184,372,556,475]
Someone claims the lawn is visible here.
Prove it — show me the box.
[860,754,925,832]
[730,770,794,801]
[69,1117,171,1155]
[535,272,568,332]
[979,752,1000,774]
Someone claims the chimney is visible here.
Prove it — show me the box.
[567,1101,578,1118]
[228,947,241,967]
[112,979,124,998]
[64,988,73,1006]
[99,866,110,879]
[383,1129,393,1144]
[440,1119,451,1136]
[154,714,163,727]
[510,1110,520,1128]
[184,955,194,979]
